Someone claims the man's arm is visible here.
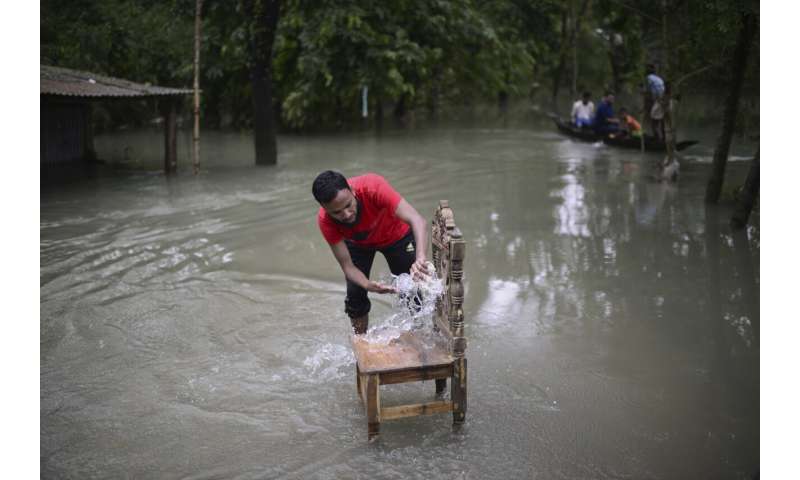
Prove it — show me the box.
[394,198,429,279]
[329,240,395,293]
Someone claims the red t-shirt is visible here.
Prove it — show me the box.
[317,173,410,248]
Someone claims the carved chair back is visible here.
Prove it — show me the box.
[430,200,466,360]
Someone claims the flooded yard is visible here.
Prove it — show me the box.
[41,127,759,479]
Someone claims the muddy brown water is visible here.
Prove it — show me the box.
[41,127,759,479]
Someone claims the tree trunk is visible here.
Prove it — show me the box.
[427,66,441,124]
[550,8,569,110]
[161,98,178,174]
[498,90,509,127]
[193,0,203,175]
[570,0,577,100]
[375,96,384,134]
[607,48,623,95]
[730,150,759,230]
[393,93,408,127]
[661,0,669,75]
[334,95,344,129]
[552,0,591,110]
[705,11,757,203]
[571,0,592,96]
[244,0,281,166]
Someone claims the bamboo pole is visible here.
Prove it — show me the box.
[192,0,203,175]
[570,0,577,101]
[660,0,676,165]
[640,32,646,153]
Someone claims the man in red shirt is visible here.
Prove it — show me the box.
[312,170,429,334]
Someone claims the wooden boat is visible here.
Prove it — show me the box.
[553,118,698,152]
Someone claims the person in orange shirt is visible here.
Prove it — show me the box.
[618,107,643,138]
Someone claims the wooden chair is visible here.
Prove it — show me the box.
[351,200,467,439]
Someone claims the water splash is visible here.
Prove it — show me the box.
[302,343,354,380]
[363,262,444,345]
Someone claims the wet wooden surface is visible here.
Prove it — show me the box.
[351,330,453,374]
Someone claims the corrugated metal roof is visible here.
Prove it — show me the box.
[41,65,193,98]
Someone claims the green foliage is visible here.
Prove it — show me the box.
[274,0,566,128]
[40,0,758,131]
[280,1,486,127]
[41,0,194,85]
[670,0,759,94]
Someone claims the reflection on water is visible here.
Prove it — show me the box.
[42,128,758,479]
[553,158,591,237]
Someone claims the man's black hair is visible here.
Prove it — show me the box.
[646,63,656,73]
[582,91,592,98]
[312,170,350,204]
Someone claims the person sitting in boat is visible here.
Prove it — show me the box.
[593,91,620,136]
[571,91,595,129]
[618,107,643,138]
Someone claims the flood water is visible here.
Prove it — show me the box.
[41,126,759,479]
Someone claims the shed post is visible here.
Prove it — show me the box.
[162,98,178,174]
[82,102,97,162]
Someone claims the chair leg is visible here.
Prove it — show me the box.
[435,378,447,396]
[451,358,467,424]
[366,374,380,439]
[356,364,362,400]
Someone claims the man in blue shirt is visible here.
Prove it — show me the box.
[594,91,620,136]
[645,64,666,138]
[646,64,665,99]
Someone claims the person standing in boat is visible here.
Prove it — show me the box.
[312,171,430,335]
[593,91,621,136]
[645,64,666,139]
[571,91,595,129]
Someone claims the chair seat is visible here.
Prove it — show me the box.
[351,329,452,374]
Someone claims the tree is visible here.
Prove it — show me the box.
[550,0,591,108]
[242,0,281,165]
[41,0,758,137]
[704,10,758,204]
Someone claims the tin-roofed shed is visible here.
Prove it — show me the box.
[41,65,193,173]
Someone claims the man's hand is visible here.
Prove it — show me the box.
[365,280,396,294]
[394,200,430,281]
[410,257,430,281]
